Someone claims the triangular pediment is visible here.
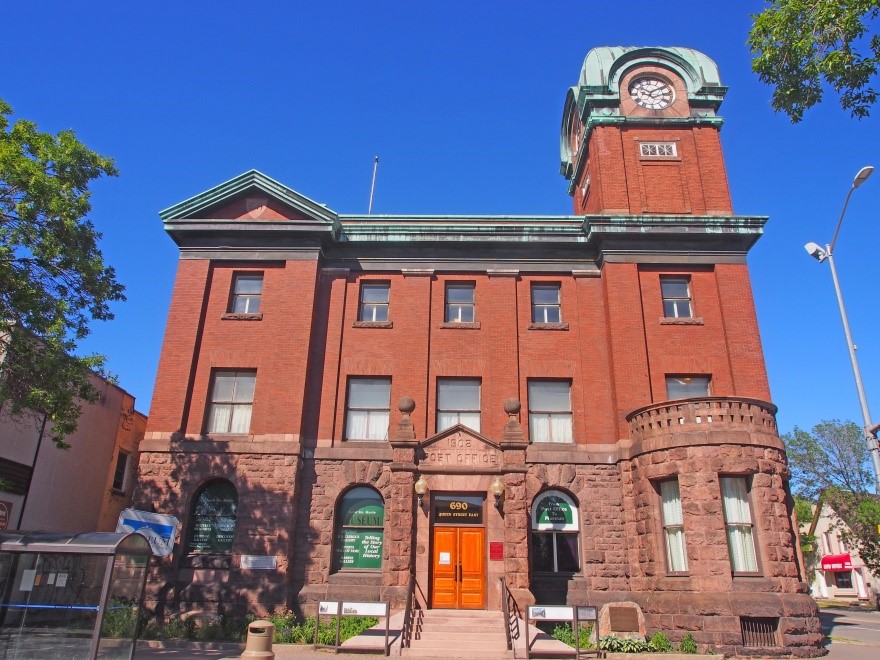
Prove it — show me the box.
[159,169,338,226]
[417,425,502,470]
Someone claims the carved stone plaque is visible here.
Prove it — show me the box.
[420,430,500,469]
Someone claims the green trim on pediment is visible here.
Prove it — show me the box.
[159,169,339,226]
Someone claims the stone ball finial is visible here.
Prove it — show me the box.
[503,398,521,415]
[398,396,416,414]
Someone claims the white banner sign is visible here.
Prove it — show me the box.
[529,606,574,620]
[116,508,179,557]
[341,602,388,617]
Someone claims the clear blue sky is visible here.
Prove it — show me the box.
[3,2,878,437]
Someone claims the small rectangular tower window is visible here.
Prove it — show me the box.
[437,379,480,432]
[531,284,561,323]
[660,276,692,318]
[721,476,759,573]
[345,378,391,441]
[208,370,256,434]
[445,283,475,323]
[230,273,263,314]
[666,375,710,400]
[359,283,390,322]
[640,142,677,157]
[528,380,573,443]
[660,479,688,573]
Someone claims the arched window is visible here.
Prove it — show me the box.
[332,487,385,571]
[185,480,238,556]
[531,490,580,573]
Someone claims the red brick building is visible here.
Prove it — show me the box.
[135,47,822,654]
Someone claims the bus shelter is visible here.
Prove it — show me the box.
[0,531,152,659]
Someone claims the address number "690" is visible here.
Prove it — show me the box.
[449,501,469,511]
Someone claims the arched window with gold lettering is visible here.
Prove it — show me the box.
[332,487,385,572]
[530,490,580,573]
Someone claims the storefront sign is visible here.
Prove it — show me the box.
[820,553,853,572]
[434,497,483,524]
[532,491,578,532]
[240,555,277,570]
[490,542,503,561]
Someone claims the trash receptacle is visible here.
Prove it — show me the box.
[241,619,275,659]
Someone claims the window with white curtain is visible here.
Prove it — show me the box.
[208,370,256,434]
[720,476,759,573]
[437,379,480,432]
[660,479,688,572]
[528,380,573,443]
[345,378,391,441]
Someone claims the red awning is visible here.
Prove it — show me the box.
[821,554,853,572]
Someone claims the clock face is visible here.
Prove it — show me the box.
[629,77,674,109]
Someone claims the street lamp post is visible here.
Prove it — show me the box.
[804,165,880,495]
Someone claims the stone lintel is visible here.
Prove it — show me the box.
[139,438,301,455]
[389,462,417,473]
[312,445,392,461]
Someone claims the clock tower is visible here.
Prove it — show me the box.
[561,47,732,216]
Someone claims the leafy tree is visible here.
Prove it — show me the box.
[783,419,880,577]
[748,0,880,122]
[0,98,124,447]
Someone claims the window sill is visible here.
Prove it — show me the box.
[528,322,569,331]
[222,312,263,321]
[439,321,481,330]
[660,317,703,325]
[352,321,393,329]
[731,572,764,578]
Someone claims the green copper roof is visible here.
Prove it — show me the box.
[159,169,339,225]
[577,47,723,92]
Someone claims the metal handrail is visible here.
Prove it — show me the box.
[500,577,521,656]
[400,570,417,650]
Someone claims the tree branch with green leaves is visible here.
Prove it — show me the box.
[0,98,124,448]
[748,0,880,122]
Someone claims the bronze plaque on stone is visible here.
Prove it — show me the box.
[609,606,639,632]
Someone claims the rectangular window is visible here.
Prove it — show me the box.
[345,378,391,441]
[721,476,758,573]
[660,480,688,572]
[528,380,573,443]
[359,283,390,322]
[834,571,853,589]
[111,450,130,492]
[531,284,561,323]
[640,142,677,157]
[660,276,692,318]
[208,370,256,434]
[666,375,710,400]
[230,273,263,314]
[445,283,475,323]
[437,379,480,432]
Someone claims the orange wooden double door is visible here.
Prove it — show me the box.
[431,526,486,609]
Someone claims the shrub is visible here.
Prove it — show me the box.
[679,632,698,654]
[600,634,651,653]
[249,610,378,645]
[649,631,672,652]
[549,622,594,648]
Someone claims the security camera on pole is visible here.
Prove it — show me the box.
[804,165,880,495]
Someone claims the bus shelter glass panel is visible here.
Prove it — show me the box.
[0,532,151,660]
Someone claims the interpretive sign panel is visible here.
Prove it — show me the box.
[341,601,388,617]
[318,601,340,615]
[334,529,383,569]
[529,606,574,620]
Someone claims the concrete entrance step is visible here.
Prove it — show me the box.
[401,609,512,658]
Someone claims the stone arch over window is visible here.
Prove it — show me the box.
[332,486,385,572]
[530,489,580,573]
[184,479,238,561]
